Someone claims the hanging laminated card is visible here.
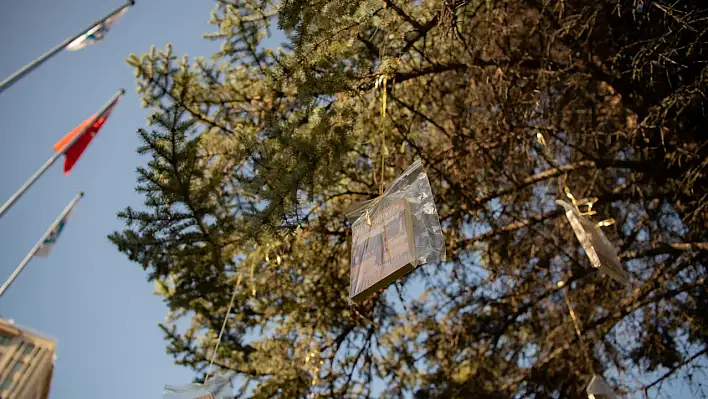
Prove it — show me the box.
[350,198,416,302]
[586,374,618,399]
[346,159,446,303]
[556,200,629,286]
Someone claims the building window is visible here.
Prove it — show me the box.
[22,344,34,355]
[0,378,12,391]
[0,335,12,346]
[12,362,23,373]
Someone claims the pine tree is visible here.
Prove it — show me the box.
[110,0,707,397]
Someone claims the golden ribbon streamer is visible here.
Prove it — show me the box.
[557,281,595,374]
[380,75,387,196]
[564,186,615,227]
[250,261,256,296]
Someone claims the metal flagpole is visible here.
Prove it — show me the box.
[0,192,84,298]
[0,0,135,96]
[0,89,124,221]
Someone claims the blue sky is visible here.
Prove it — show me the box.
[0,0,219,397]
[0,1,704,398]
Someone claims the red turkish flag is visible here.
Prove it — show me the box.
[53,100,118,174]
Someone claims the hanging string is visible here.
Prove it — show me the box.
[364,74,389,226]
[379,74,388,196]
[206,248,269,382]
[204,272,243,384]
[377,74,392,258]
[557,280,594,374]
[536,121,613,378]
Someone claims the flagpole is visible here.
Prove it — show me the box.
[0,89,124,221]
[0,1,135,96]
[0,192,84,299]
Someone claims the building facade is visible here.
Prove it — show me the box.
[0,319,55,399]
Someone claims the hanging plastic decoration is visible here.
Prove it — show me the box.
[163,374,233,399]
[556,188,629,285]
[345,159,446,302]
[586,374,618,399]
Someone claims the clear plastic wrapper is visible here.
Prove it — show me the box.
[556,200,629,285]
[346,159,445,302]
[586,374,618,399]
[163,375,233,399]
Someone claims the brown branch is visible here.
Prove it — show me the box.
[643,348,708,395]
[502,277,705,393]
[620,242,708,260]
[460,158,659,214]
[460,209,564,247]
[400,13,440,54]
[469,161,598,209]
[162,326,260,377]
[384,0,424,30]
[393,62,472,84]
[458,184,673,248]
[357,34,380,57]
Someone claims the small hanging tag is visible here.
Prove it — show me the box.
[536,132,546,146]
[349,198,416,302]
[163,375,232,399]
[586,374,618,399]
[556,200,630,286]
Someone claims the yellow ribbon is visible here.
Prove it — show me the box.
[375,74,388,196]
[564,186,615,227]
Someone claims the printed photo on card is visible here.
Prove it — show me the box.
[350,198,415,301]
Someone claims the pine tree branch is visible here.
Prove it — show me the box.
[466,160,640,211]
[399,9,443,54]
[384,0,424,31]
[460,209,565,247]
[163,325,259,377]
[357,34,380,57]
[393,62,472,83]
[341,326,376,394]
[620,242,708,260]
[501,276,705,393]
[459,186,676,249]
[643,348,708,395]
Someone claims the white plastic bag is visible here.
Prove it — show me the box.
[346,159,445,302]
[556,200,629,285]
[163,375,233,399]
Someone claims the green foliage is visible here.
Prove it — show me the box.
[111,0,708,397]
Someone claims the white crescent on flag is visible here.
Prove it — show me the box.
[35,210,73,257]
[66,8,127,51]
